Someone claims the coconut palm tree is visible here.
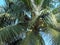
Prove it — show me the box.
[0,0,60,45]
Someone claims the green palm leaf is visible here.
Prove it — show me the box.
[20,31,45,45]
[52,6,60,14]
[55,13,60,23]
[35,0,43,5]
[21,0,31,10]
[0,24,26,45]
[43,12,60,32]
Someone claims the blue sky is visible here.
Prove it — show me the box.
[0,0,6,8]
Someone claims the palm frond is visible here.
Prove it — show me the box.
[55,13,60,23]
[43,12,60,32]
[52,6,60,14]
[20,31,45,45]
[21,0,31,10]
[0,24,26,45]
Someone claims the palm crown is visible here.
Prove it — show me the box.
[0,0,60,45]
